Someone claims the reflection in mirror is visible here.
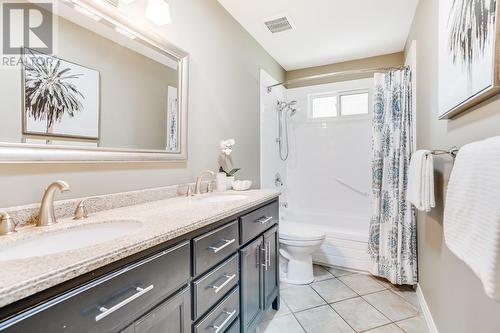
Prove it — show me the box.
[0,0,186,158]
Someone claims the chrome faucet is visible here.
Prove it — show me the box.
[195,170,215,195]
[73,197,98,220]
[0,211,16,236]
[38,181,70,226]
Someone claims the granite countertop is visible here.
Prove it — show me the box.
[0,189,280,308]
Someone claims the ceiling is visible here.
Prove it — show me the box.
[217,0,419,71]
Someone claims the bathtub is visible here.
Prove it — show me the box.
[281,211,370,272]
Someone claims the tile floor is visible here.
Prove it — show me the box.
[256,265,428,333]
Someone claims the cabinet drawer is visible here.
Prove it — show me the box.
[240,201,279,244]
[225,317,239,333]
[193,221,239,276]
[193,254,239,320]
[194,287,239,333]
[125,286,191,333]
[1,242,190,333]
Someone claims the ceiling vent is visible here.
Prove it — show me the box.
[264,14,295,33]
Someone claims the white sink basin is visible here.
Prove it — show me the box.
[198,194,248,203]
[0,220,142,261]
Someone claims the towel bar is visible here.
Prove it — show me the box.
[428,146,459,158]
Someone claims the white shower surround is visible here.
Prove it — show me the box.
[260,74,374,272]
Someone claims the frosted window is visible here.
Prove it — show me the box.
[340,92,369,116]
[311,95,338,118]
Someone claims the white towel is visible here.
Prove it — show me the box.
[407,150,435,212]
[444,136,500,301]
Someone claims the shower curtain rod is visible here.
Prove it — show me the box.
[267,65,409,92]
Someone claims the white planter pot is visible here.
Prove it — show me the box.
[216,172,227,192]
[226,176,235,190]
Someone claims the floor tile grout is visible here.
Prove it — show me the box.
[388,288,422,312]
[335,273,424,329]
[291,302,328,315]
[330,274,397,331]
[306,278,359,332]
[288,270,357,332]
[327,294,360,304]
[326,302,359,332]
[266,266,426,333]
[290,311,307,333]
[361,289,420,318]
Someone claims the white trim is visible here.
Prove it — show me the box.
[259,69,280,187]
[306,87,372,123]
[405,40,417,153]
[416,283,439,333]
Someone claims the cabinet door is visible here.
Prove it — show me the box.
[240,236,263,333]
[125,287,190,333]
[263,226,279,309]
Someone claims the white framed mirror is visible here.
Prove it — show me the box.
[0,0,188,162]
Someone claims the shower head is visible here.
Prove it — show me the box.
[277,100,298,113]
[287,101,297,116]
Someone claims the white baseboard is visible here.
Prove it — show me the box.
[416,283,438,333]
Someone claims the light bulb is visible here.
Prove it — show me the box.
[145,0,171,25]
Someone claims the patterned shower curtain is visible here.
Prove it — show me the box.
[368,68,417,285]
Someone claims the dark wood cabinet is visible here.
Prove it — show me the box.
[0,198,279,333]
[240,237,264,333]
[121,287,190,333]
[263,226,279,310]
[240,224,279,333]
[0,242,190,333]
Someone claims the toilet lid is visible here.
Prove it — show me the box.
[279,222,325,241]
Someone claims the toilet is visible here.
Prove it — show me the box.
[279,222,326,284]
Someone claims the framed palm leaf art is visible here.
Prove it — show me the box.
[22,48,100,140]
[439,0,500,119]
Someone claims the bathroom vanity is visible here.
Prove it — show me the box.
[0,192,279,333]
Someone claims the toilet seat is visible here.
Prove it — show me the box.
[279,222,325,241]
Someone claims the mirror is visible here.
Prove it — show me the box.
[0,0,188,162]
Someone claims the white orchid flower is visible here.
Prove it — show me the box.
[219,138,236,156]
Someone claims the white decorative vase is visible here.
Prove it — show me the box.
[216,172,227,192]
[226,176,235,190]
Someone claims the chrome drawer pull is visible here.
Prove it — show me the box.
[95,285,154,322]
[256,216,273,224]
[267,241,271,269]
[212,310,237,333]
[208,238,236,253]
[210,274,236,293]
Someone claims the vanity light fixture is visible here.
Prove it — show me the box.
[145,0,171,25]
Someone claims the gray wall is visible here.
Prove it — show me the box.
[58,17,178,150]
[0,0,285,206]
[286,52,404,88]
[406,0,500,332]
